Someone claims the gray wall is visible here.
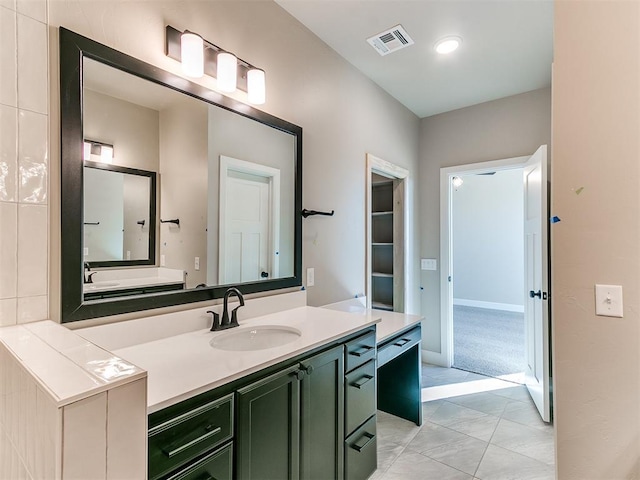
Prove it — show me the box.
[419,87,551,352]
[452,169,524,308]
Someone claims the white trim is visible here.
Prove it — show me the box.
[422,349,447,367]
[365,154,410,312]
[440,155,530,368]
[219,155,281,284]
[453,298,524,313]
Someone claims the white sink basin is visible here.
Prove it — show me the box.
[210,325,302,351]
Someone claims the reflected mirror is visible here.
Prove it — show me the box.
[60,28,302,322]
[83,161,156,266]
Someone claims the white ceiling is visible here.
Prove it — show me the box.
[275,0,553,118]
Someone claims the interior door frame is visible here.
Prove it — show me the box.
[439,155,529,367]
[218,155,281,284]
[366,153,409,311]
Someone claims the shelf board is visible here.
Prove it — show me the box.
[371,211,393,217]
[371,301,394,311]
[372,242,393,246]
[372,272,393,278]
[372,180,393,187]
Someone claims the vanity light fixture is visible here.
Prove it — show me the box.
[217,51,238,92]
[165,25,266,105]
[434,36,462,55]
[84,140,114,164]
[180,31,204,78]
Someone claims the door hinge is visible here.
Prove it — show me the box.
[542,292,548,300]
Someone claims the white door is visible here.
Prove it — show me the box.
[222,172,271,284]
[523,145,551,422]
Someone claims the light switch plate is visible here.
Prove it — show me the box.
[421,259,437,271]
[307,268,315,287]
[195,257,200,271]
[595,284,623,317]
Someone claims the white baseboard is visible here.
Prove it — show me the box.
[422,349,448,367]
[453,298,524,313]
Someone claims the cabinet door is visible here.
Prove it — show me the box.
[237,364,301,480]
[300,345,344,480]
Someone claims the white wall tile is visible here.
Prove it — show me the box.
[0,7,17,108]
[62,393,107,480]
[35,386,60,480]
[18,110,47,204]
[17,295,47,323]
[0,105,18,201]
[16,13,47,114]
[17,204,47,297]
[16,0,45,23]
[0,0,16,11]
[106,379,147,480]
[0,202,17,299]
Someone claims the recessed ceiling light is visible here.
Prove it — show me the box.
[434,36,462,55]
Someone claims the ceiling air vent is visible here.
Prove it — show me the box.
[367,24,415,56]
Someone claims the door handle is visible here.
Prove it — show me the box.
[529,290,542,299]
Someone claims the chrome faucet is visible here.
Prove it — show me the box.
[209,287,244,331]
[84,262,96,284]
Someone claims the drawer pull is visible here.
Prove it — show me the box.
[162,425,222,458]
[352,375,374,389]
[349,345,373,357]
[351,432,376,452]
[394,338,411,347]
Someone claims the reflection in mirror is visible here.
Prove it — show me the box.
[82,58,295,290]
[83,162,156,266]
[60,28,302,322]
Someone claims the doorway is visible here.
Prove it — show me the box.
[438,146,551,422]
[451,169,525,382]
[217,155,281,285]
[365,153,409,312]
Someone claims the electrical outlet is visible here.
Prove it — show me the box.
[83,247,89,256]
[307,268,315,287]
[160,254,166,266]
[195,257,200,271]
[126,250,131,260]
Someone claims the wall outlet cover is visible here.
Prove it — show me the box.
[421,258,437,271]
[307,267,315,287]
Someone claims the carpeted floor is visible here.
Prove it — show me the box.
[453,305,525,378]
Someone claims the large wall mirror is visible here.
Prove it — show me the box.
[60,28,302,323]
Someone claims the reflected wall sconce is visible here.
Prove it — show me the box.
[84,140,114,163]
[165,25,266,105]
[452,176,464,188]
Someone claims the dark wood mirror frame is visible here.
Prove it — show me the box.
[60,27,303,323]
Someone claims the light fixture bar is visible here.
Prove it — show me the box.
[166,25,257,94]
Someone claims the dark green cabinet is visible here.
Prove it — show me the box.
[237,345,345,480]
[237,364,301,479]
[300,346,344,480]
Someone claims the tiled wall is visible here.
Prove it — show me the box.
[0,0,50,326]
[0,343,60,479]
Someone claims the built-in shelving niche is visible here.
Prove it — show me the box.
[369,173,404,312]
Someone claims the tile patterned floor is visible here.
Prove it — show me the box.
[372,365,555,480]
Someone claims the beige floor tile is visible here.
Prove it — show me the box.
[383,450,472,480]
[448,391,510,417]
[421,434,487,476]
[475,444,554,480]
[490,419,555,466]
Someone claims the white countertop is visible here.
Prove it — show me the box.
[83,275,184,294]
[113,306,380,413]
[321,299,423,343]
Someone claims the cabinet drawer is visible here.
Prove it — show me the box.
[345,331,376,372]
[345,415,377,480]
[148,393,233,480]
[377,326,421,367]
[166,442,232,480]
[345,360,376,434]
